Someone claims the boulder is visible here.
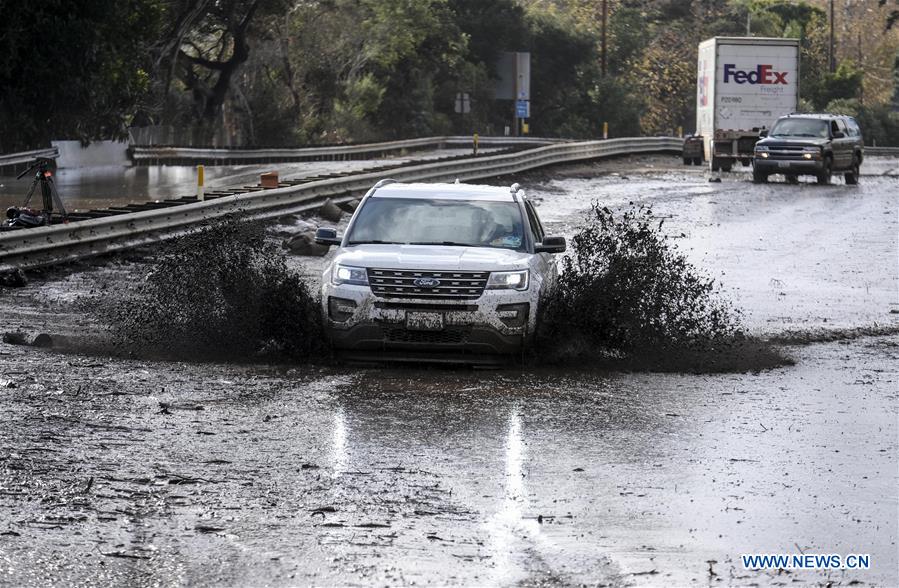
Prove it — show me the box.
[0,269,27,288]
[2,332,27,345]
[340,199,361,213]
[283,231,330,256]
[318,198,343,223]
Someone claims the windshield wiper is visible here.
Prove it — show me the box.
[346,240,403,245]
[407,241,479,247]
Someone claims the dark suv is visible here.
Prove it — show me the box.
[752,114,863,185]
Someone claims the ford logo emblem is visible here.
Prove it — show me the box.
[414,277,441,287]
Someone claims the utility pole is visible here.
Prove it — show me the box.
[828,0,836,73]
[601,0,608,76]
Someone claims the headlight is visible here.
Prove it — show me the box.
[758,152,769,158]
[486,270,529,291]
[802,153,813,159]
[332,264,369,286]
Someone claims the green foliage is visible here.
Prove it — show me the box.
[817,97,899,146]
[0,0,893,148]
[807,62,864,110]
[0,0,164,151]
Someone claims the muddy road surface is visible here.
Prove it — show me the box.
[1,155,896,587]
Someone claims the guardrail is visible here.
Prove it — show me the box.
[130,135,567,165]
[865,146,899,156]
[0,137,681,271]
[0,147,59,169]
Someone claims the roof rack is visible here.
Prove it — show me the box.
[371,178,398,189]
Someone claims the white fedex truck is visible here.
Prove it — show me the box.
[694,37,799,172]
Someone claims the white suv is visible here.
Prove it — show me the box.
[315,180,566,361]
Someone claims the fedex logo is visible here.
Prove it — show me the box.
[723,64,788,85]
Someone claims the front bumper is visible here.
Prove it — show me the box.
[753,158,824,175]
[322,282,538,356]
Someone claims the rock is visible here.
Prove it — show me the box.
[32,333,53,348]
[283,231,330,256]
[340,199,361,213]
[0,269,27,288]
[318,198,343,222]
[2,332,27,345]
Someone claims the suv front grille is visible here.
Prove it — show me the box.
[367,268,488,299]
[383,327,471,344]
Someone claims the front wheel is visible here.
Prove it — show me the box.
[752,169,768,184]
[683,156,691,165]
[845,158,860,185]
[816,157,832,185]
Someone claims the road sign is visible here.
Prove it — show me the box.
[494,52,530,100]
[454,92,471,114]
[516,100,530,118]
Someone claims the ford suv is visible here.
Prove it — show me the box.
[752,113,863,184]
[314,180,566,362]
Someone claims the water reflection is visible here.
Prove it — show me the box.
[330,408,348,477]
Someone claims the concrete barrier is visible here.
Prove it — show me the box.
[52,140,129,169]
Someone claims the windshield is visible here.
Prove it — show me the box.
[770,118,829,138]
[346,197,525,250]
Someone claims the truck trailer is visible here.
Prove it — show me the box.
[694,36,800,172]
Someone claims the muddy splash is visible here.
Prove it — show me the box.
[536,203,790,371]
[108,218,325,362]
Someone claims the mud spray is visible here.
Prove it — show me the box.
[109,208,788,371]
[534,203,791,372]
[108,218,325,362]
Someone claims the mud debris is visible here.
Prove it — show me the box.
[106,218,325,362]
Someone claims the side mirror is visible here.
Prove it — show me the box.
[758,129,768,138]
[314,227,341,246]
[535,236,566,254]
[832,130,845,139]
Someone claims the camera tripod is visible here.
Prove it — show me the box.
[14,157,67,225]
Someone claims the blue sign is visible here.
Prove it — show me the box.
[516,99,530,118]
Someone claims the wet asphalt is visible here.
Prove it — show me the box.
[0,156,897,587]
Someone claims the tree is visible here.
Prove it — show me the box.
[165,0,267,142]
[0,0,163,151]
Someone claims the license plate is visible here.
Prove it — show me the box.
[778,161,790,168]
[405,311,444,331]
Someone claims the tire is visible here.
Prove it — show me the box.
[693,157,702,166]
[845,158,860,185]
[752,169,768,184]
[741,158,751,167]
[816,156,832,185]
[683,156,691,165]
[721,161,733,173]
[785,174,799,184]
